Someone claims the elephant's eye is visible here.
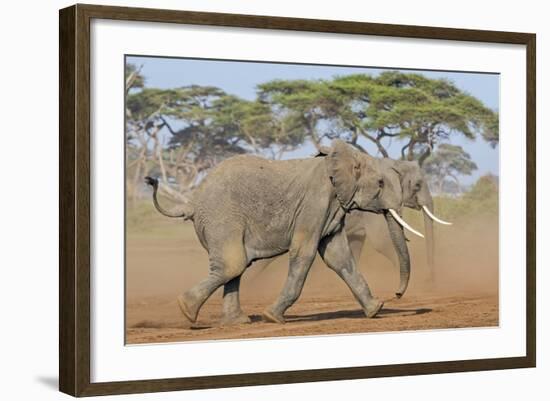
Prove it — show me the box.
[414,182,421,191]
[378,179,385,189]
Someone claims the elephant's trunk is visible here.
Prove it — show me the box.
[384,211,411,298]
[422,198,435,285]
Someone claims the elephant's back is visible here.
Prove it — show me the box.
[195,155,314,200]
[192,155,323,228]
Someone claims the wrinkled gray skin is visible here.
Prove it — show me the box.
[146,140,408,325]
[345,159,435,288]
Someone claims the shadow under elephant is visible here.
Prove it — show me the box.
[247,306,432,324]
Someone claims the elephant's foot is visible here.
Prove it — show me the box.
[364,298,384,318]
[220,312,251,326]
[261,308,286,324]
[177,294,199,323]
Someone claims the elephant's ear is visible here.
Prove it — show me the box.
[328,139,360,207]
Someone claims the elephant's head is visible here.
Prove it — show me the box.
[325,141,423,298]
[325,140,409,214]
[383,159,453,285]
[325,140,384,212]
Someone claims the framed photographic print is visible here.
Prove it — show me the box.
[59,3,536,397]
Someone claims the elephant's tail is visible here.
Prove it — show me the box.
[144,176,194,220]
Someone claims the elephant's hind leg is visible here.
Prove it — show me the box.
[262,243,317,324]
[221,275,251,326]
[177,240,247,324]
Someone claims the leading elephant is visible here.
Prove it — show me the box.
[146,140,418,325]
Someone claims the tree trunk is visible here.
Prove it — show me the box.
[357,126,389,157]
[407,140,416,161]
[417,147,431,166]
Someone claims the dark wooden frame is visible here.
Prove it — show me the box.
[59,3,536,397]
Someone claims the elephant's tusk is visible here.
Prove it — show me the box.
[422,205,453,225]
[388,209,425,238]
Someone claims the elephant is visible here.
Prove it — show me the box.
[345,158,451,287]
[145,140,420,325]
[220,156,430,325]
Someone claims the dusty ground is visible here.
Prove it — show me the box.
[125,212,499,344]
[126,293,498,344]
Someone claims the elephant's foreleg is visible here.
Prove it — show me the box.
[177,244,247,323]
[221,275,251,326]
[262,248,317,324]
[318,230,383,318]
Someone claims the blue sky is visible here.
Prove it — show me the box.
[127,56,499,185]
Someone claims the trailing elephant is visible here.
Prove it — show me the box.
[146,140,419,325]
[220,156,432,324]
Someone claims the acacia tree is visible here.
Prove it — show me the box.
[126,83,307,203]
[259,72,499,165]
[211,94,306,159]
[423,144,478,194]
[257,79,338,151]
[326,72,499,164]
[160,87,305,190]
[126,85,175,203]
[365,72,498,164]
[158,85,242,193]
